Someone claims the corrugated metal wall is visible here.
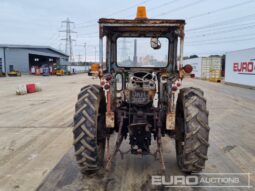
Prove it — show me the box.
[202,57,221,80]
[0,48,4,72]
[2,48,68,73]
[5,49,30,73]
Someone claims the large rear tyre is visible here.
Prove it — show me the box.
[73,84,106,174]
[175,87,210,173]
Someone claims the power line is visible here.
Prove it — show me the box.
[76,0,152,28]
[187,23,255,39]
[186,33,255,43]
[187,21,255,35]
[124,0,182,18]
[105,0,152,17]
[186,36,255,46]
[43,31,59,44]
[187,13,255,32]
[75,43,98,62]
[77,0,254,36]
[187,0,254,20]
[77,0,188,37]
[76,0,204,38]
[71,1,255,55]
[154,0,206,17]
[149,0,181,12]
[78,31,98,36]
[59,18,77,62]
[77,36,98,40]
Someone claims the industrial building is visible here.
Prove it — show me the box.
[0,44,69,74]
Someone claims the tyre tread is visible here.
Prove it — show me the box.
[73,84,105,173]
[176,87,210,173]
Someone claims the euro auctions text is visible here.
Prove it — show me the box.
[152,173,252,188]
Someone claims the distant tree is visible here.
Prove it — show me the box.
[209,55,221,57]
[189,55,199,58]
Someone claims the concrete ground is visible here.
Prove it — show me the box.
[0,74,98,191]
[0,75,255,191]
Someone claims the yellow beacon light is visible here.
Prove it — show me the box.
[136,6,147,19]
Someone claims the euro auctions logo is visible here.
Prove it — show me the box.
[151,173,252,188]
[233,61,255,75]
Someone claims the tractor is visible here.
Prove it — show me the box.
[73,6,210,174]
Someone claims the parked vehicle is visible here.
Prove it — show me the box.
[56,68,65,76]
[7,70,21,77]
[88,63,99,76]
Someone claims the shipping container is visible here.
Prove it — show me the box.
[225,48,255,87]
[183,57,221,80]
[183,57,202,78]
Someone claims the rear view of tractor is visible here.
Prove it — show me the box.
[73,7,209,174]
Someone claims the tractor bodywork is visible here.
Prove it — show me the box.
[73,8,209,174]
[99,18,185,159]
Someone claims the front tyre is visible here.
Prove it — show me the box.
[175,87,210,173]
[73,84,106,174]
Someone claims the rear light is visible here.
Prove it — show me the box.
[183,64,193,74]
[104,84,110,90]
[172,86,177,91]
[104,74,112,81]
[101,81,105,86]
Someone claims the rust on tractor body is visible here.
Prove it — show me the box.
[73,6,209,174]
[99,18,185,38]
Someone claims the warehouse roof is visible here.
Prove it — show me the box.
[0,44,68,57]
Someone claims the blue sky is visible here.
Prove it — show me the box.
[0,0,254,61]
